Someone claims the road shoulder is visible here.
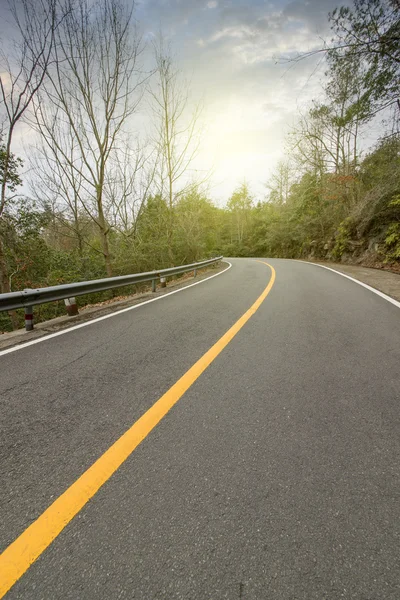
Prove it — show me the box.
[308,260,400,303]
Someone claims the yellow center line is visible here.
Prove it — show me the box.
[0,260,275,598]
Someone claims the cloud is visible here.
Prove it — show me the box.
[133,0,343,199]
[0,0,343,202]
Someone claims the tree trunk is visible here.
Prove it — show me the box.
[96,175,113,277]
[167,179,174,264]
[97,207,112,277]
[0,129,13,216]
[100,226,112,277]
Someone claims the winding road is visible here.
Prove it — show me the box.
[0,258,399,599]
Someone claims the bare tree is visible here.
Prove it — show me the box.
[0,0,59,332]
[32,0,144,276]
[29,131,88,257]
[290,107,340,176]
[227,182,253,245]
[149,38,203,260]
[266,159,295,205]
[0,0,58,210]
[290,94,362,181]
[104,139,157,240]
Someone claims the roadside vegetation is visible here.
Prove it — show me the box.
[0,0,399,331]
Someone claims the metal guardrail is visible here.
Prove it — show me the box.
[0,256,223,331]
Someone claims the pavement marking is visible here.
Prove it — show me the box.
[0,260,275,598]
[0,262,232,358]
[296,260,400,309]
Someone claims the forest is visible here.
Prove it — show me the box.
[0,0,399,331]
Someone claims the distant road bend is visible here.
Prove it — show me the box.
[0,258,399,599]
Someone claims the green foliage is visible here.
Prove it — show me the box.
[2,134,399,332]
[332,218,354,259]
[173,191,222,262]
[329,0,400,118]
[0,139,23,195]
[384,221,400,261]
[2,0,400,333]
[220,136,400,265]
[225,182,253,247]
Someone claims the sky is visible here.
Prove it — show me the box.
[134,0,348,202]
[0,0,358,205]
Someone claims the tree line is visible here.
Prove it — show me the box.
[1,0,399,331]
[254,0,400,264]
[221,0,400,265]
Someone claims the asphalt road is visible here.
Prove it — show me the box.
[0,258,399,599]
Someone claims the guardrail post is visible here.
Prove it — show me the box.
[0,257,223,326]
[24,305,34,331]
[64,297,79,316]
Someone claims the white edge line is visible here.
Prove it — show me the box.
[295,259,400,309]
[0,261,233,357]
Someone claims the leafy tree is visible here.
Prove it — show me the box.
[135,195,171,269]
[227,182,253,246]
[0,140,23,328]
[329,0,400,120]
[173,190,220,263]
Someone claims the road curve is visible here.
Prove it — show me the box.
[0,258,399,599]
